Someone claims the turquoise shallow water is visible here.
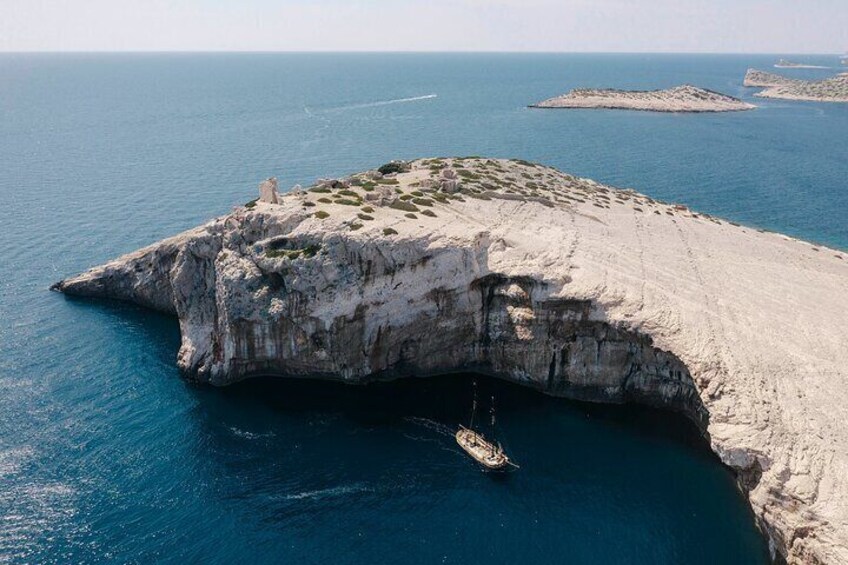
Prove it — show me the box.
[2,53,846,563]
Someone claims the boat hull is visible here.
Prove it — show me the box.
[455,427,509,470]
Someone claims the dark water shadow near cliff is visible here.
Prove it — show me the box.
[186,374,770,565]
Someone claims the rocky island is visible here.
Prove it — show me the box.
[774,59,829,69]
[530,85,755,112]
[744,69,802,88]
[53,158,848,564]
[744,69,848,102]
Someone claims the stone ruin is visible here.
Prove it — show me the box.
[258,177,280,204]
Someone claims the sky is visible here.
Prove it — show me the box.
[2,0,846,53]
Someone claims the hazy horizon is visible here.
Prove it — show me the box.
[3,0,846,54]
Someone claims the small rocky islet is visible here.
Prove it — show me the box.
[530,84,756,112]
[53,157,848,565]
[744,68,848,102]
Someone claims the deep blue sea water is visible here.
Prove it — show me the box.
[2,53,846,564]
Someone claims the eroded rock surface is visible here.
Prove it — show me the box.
[53,158,848,564]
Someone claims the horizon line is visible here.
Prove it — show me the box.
[1,50,845,56]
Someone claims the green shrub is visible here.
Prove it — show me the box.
[383,227,398,236]
[421,209,437,218]
[377,179,399,185]
[314,210,330,219]
[302,201,316,207]
[349,222,363,231]
[378,162,404,175]
[244,199,258,209]
[318,197,332,204]
[456,169,481,180]
[399,194,413,201]
[412,197,433,207]
[404,213,417,219]
[360,206,374,213]
[336,198,360,206]
[338,189,359,197]
[410,190,424,197]
[358,213,374,221]
[389,200,419,212]
[267,243,321,260]
[309,186,331,193]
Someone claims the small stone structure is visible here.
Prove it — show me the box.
[258,177,280,204]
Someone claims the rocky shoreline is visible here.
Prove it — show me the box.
[530,85,756,112]
[53,158,848,564]
[744,68,848,102]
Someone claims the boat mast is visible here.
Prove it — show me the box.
[490,395,497,455]
[469,380,478,428]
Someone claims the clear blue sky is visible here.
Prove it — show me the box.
[2,0,846,53]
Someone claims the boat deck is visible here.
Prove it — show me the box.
[456,426,509,470]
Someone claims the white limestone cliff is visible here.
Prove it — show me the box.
[53,158,848,564]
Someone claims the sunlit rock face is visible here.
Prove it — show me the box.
[53,157,848,564]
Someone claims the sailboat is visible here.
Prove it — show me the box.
[455,382,516,470]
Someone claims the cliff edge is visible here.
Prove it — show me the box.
[53,158,848,564]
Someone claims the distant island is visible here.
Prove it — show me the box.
[744,68,848,102]
[52,157,848,564]
[774,59,829,69]
[743,69,801,88]
[529,85,755,113]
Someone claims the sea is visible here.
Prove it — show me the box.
[1,53,846,564]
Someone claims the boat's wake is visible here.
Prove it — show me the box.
[317,94,437,114]
[281,483,374,502]
[403,416,455,438]
[228,426,276,440]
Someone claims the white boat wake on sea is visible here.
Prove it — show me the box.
[324,94,438,112]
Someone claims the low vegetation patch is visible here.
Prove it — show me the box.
[314,210,330,219]
[265,243,321,260]
[412,198,433,207]
[383,227,398,236]
[456,169,481,180]
[357,213,374,221]
[390,200,419,212]
[405,213,417,219]
[378,162,404,175]
[421,209,437,218]
[244,199,258,209]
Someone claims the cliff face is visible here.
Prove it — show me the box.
[53,158,848,564]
